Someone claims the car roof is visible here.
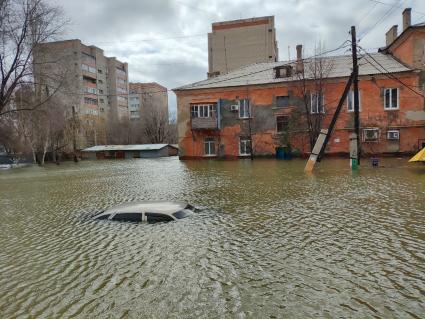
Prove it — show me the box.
[97,201,188,217]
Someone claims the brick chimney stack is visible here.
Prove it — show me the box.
[402,8,411,31]
[296,44,303,73]
[386,25,398,46]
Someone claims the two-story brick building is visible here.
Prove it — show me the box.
[173,9,425,159]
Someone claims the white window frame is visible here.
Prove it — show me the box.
[239,99,251,118]
[239,138,252,156]
[347,90,362,112]
[310,92,325,114]
[383,88,399,110]
[191,104,216,118]
[204,137,216,156]
[387,129,400,140]
[363,128,380,142]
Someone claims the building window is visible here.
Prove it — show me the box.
[239,99,250,118]
[84,97,98,105]
[116,68,126,78]
[276,116,289,133]
[85,109,98,115]
[130,111,140,119]
[275,66,292,78]
[99,89,104,94]
[363,128,379,142]
[311,92,324,114]
[347,90,362,112]
[387,129,400,140]
[204,137,216,156]
[81,63,96,74]
[98,69,102,74]
[117,87,127,94]
[117,96,127,103]
[98,79,103,84]
[384,88,399,110]
[100,98,104,103]
[84,87,97,94]
[239,138,251,156]
[276,96,289,108]
[191,104,216,118]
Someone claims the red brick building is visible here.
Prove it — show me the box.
[174,9,425,159]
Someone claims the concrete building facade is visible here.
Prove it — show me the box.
[208,16,278,78]
[33,39,129,149]
[128,82,169,121]
[174,9,425,160]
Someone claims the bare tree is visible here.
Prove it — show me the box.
[296,44,334,151]
[0,0,67,116]
[107,116,131,145]
[141,104,173,144]
[15,85,67,164]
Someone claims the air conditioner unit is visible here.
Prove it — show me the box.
[387,130,400,140]
[230,104,239,111]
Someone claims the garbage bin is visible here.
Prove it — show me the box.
[276,147,285,159]
[276,146,292,160]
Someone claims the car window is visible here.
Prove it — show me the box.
[146,212,174,224]
[112,213,143,222]
[96,213,110,220]
[173,209,191,219]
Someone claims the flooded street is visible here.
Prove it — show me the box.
[1,158,424,318]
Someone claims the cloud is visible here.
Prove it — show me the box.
[48,0,425,113]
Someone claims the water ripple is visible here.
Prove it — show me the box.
[0,158,424,318]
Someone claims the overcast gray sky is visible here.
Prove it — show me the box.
[51,0,425,113]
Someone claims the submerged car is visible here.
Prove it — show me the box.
[92,201,195,223]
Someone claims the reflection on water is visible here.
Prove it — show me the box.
[0,158,424,318]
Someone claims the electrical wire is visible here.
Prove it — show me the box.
[38,40,352,100]
[368,0,425,17]
[359,0,405,41]
[358,46,425,98]
[183,40,352,89]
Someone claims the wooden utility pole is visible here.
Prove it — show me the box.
[351,26,361,166]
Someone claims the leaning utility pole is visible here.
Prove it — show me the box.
[351,26,361,166]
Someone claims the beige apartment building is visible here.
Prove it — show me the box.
[33,39,129,149]
[128,82,168,121]
[208,16,278,77]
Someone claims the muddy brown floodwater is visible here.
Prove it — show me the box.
[0,158,424,318]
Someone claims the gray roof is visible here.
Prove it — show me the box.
[174,53,412,91]
[82,144,176,152]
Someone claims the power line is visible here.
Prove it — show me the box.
[358,1,378,26]
[184,40,352,89]
[368,0,425,16]
[91,33,207,45]
[358,46,425,98]
[359,0,405,41]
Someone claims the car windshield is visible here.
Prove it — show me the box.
[173,209,192,219]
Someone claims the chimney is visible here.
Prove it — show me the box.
[386,25,398,46]
[296,44,303,73]
[402,8,411,31]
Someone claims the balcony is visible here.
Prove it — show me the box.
[191,116,218,130]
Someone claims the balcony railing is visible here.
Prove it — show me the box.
[191,116,218,130]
